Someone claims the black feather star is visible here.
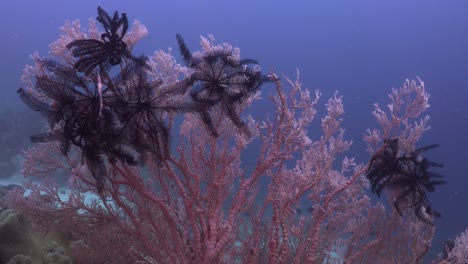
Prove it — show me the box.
[66,6,147,75]
[174,34,270,137]
[109,63,201,166]
[17,59,137,191]
[365,138,446,224]
[17,59,158,189]
[18,58,196,190]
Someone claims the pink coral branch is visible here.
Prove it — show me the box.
[10,22,438,262]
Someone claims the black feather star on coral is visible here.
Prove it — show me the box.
[67,6,146,75]
[365,138,446,224]
[17,57,199,191]
[174,34,270,137]
[17,61,150,190]
[16,59,136,192]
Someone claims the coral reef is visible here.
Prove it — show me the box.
[8,6,446,263]
[7,254,32,264]
[0,212,33,263]
[0,187,71,264]
[40,241,71,264]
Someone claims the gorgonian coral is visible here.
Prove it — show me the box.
[18,7,268,192]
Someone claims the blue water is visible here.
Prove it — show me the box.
[1,1,467,262]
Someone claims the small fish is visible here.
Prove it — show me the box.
[295,206,314,215]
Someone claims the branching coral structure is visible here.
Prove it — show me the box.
[7,6,447,263]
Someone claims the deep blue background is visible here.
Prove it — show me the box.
[1,1,467,261]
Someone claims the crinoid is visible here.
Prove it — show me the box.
[107,61,199,166]
[67,6,146,75]
[366,138,400,196]
[366,138,446,224]
[17,59,135,191]
[19,57,197,190]
[175,34,270,137]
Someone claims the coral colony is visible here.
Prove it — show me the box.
[7,6,447,263]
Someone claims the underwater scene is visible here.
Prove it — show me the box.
[0,1,467,263]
